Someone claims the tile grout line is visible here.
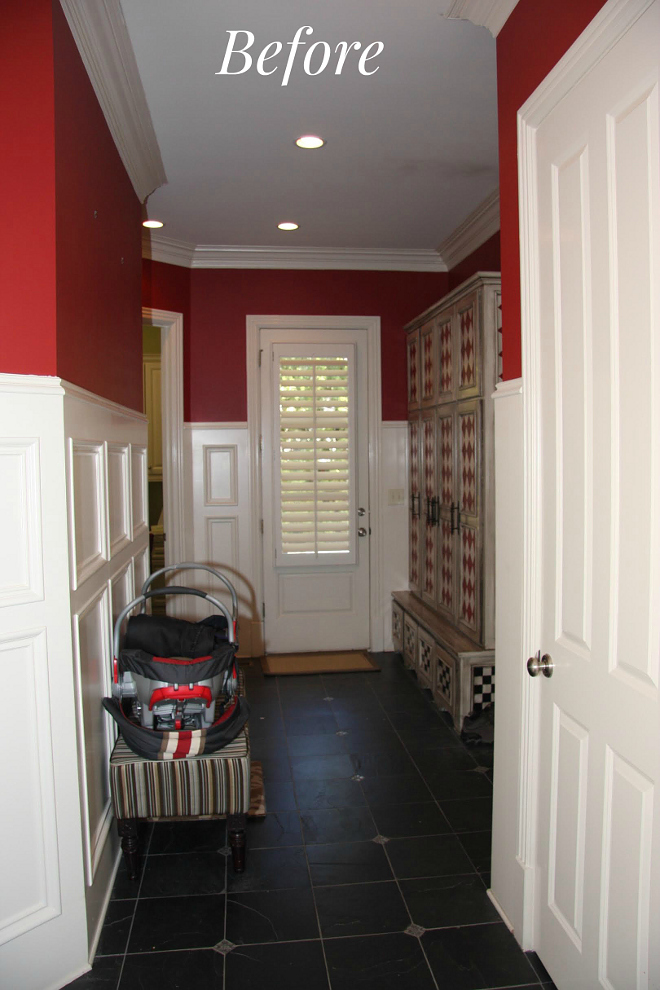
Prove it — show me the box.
[284,674,334,990]
[116,821,155,989]
[333,672,441,990]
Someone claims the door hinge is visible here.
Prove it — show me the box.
[259,434,263,453]
[260,519,264,534]
[258,348,263,367]
[262,602,265,619]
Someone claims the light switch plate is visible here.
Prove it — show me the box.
[387,488,405,506]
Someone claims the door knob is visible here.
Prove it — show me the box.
[358,507,366,516]
[527,653,554,678]
[358,527,368,537]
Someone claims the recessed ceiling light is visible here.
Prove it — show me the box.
[142,219,164,228]
[278,222,299,231]
[295,135,325,149]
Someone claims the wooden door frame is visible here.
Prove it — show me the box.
[246,315,384,653]
[517,0,653,949]
[141,307,186,569]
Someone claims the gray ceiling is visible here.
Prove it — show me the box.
[120,0,498,250]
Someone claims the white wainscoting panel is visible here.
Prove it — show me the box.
[107,443,131,556]
[133,545,149,600]
[69,441,107,590]
[0,375,88,990]
[187,425,258,655]
[185,421,408,656]
[63,384,148,952]
[0,629,60,946]
[204,445,238,505]
[72,586,114,886]
[131,445,148,538]
[0,438,43,607]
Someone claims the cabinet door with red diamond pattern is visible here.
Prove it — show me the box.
[408,414,422,595]
[435,404,456,623]
[436,309,455,404]
[420,319,436,407]
[420,410,438,607]
[457,292,480,400]
[457,399,482,640]
[407,329,420,410]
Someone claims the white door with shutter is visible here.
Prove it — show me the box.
[520,1,660,986]
[260,329,370,653]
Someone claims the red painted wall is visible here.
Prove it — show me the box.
[187,268,450,422]
[448,231,500,291]
[0,0,57,376]
[497,0,608,379]
[53,0,142,410]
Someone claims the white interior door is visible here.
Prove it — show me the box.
[525,2,660,986]
[261,328,370,653]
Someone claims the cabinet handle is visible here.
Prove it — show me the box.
[450,502,460,533]
[425,496,432,525]
[431,496,439,527]
[411,493,420,518]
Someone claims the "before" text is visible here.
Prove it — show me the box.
[215,26,385,86]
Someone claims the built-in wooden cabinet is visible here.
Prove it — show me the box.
[396,272,501,727]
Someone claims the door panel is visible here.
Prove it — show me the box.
[261,330,370,653]
[527,5,660,986]
[409,415,421,596]
[420,319,436,407]
[421,411,438,605]
[436,309,455,404]
[457,293,480,400]
[407,330,420,410]
[436,405,456,621]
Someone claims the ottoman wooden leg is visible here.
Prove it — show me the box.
[227,814,247,873]
[117,818,140,881]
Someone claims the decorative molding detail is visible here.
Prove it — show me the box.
[437,189,500,269]
[106,443,131,556]
[59,0,166,203]
[492,377,523,400]
[67,440,108,591]
[144,234,448,272]
[205,516,239,573]
[71,585,114,886]
[142,309,186,568]
[130,445,148,539]
[62,380,147,423]
[517,0,653,129]
[204,446,238,506]
[444,0,520,37]
[0,628,61,945]
[0,439,44,607]
[0,373,64,395]
[184,422,249,431]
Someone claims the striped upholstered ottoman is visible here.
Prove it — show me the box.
[109,711,250,877]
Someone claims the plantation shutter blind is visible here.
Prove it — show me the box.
[273,345,356,565]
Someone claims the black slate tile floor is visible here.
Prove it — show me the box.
[65,653,557,990]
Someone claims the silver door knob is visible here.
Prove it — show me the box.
[527,653,554,678]
[357,507,366,517]
[358,527,368,537]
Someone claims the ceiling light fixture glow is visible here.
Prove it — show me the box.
[295,135,325,149]
[142,219,164,228]
[278,222,299,230]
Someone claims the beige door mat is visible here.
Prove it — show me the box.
[260,650,380,676]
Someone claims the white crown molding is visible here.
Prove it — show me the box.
[0,374,65,395]
[143,234,448,272]
[437,188,500,269]
[59,0,167,203]
[444,0,521,37]
[492,376,523,400]
[142,233,195,267]
[61,379,147,422]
